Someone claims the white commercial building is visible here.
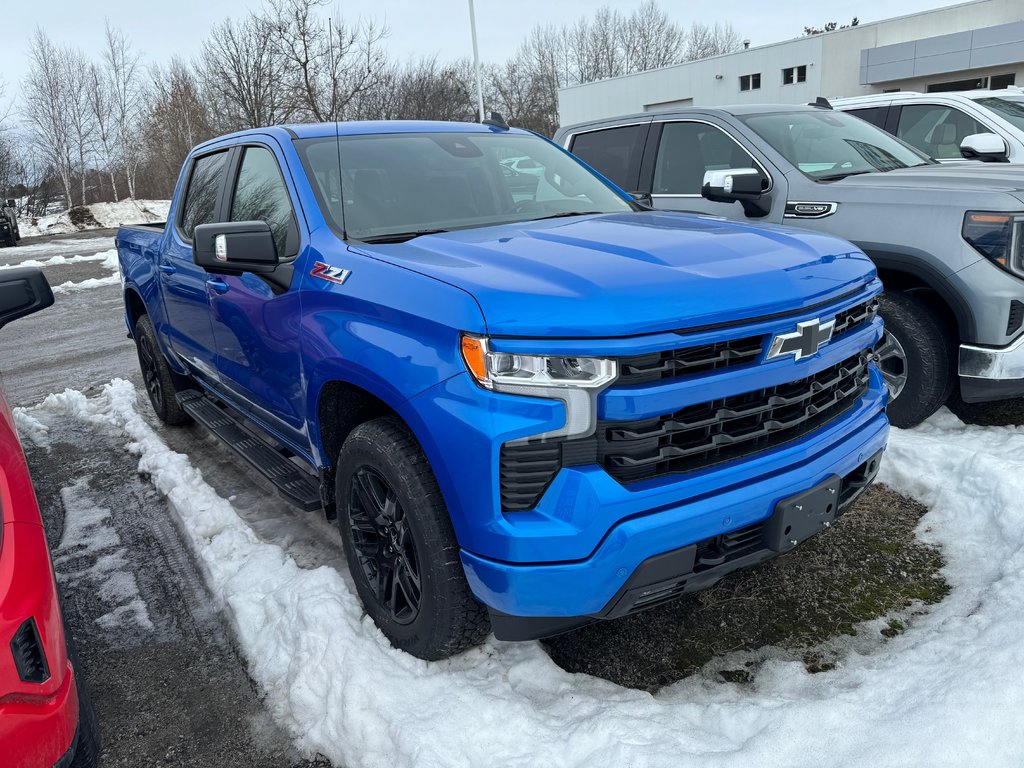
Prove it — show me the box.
[558,0,1024,125]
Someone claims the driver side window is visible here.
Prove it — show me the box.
[653,122,759,195]
[230,146,296,258]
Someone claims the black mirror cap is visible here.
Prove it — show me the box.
[0,267,54,331]
[193,221,279,275]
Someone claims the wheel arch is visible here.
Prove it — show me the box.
[857,243,975,343]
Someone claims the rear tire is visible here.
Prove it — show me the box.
[133,314,191,426]
[335,416,490,660]
[876,292,955,428]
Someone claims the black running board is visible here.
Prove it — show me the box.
[176,390,322,512]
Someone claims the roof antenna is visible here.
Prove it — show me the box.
[808,97,833,110]
[482,111,510,130]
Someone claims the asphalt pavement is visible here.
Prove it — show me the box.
[1,232,332,767]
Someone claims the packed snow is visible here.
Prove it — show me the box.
[18,200,169,237]
[0,250,118,270]
[23,379,1024,767]
[54,476,154,632]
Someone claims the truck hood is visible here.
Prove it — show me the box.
[830,162,1024,196]
[351,211,875,338]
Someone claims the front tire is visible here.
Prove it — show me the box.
[876,292,954,428]
[336,417,490,660]
[133,314,191,425]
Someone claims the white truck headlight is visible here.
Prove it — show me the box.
[460,334,617,439]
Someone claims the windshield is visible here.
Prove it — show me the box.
[294,132,632,241]
[740,110,933,180]
[975,97,1024,132]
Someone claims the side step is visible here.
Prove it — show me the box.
[176,390,322,512]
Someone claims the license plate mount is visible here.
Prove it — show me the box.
[764,474,842,553]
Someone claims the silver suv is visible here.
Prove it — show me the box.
[556,104,1024,427]
[833,89,1024,164]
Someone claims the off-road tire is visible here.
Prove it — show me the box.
[133,314,191,425]
[336,416,490,659]
[877,292,955,428]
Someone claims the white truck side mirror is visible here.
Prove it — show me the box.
[960,133,1008,162]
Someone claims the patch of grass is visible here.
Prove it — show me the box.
[543,484,948,691]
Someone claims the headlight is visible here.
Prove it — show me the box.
[460,334,617,439]
[963,211,1024,276]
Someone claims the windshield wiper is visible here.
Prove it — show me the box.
[814,170,877,182]
[530,211,606,221]
[357,229,449,244]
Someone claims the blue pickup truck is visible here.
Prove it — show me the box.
[117,120,888,659]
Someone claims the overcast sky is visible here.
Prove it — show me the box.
[3,0,949,107]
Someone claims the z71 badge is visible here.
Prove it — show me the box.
[311,262,351,285]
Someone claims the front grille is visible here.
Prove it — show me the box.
[617,335,764,386]
[497,298,878,510]
[833,299,879,336]
[615,298,876,388]
[597,352,871,484]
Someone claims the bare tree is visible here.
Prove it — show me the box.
[103,23,144,199]
[622,0,686,72]
[684,22,744,61]
[804,18,860,35]
[143,57,215,194]
[88,62,119,200]
[266,0,389,122]
[23,30,76,207]
[198,14,294,131]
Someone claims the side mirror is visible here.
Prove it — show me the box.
[629,191,654,209]
[701,168,771,217]
[193,221,279,275]
[960,133,1008,162]
[0,267,54,331]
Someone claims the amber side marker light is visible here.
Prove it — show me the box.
[460,335,488,384]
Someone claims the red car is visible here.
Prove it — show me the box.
[0,267,99,767]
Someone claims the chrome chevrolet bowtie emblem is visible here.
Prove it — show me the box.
[767,318,835,361]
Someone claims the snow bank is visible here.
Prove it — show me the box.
[36,381,1024,767]
[19,200,170,238]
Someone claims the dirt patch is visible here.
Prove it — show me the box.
[543,484,948,691]
[68,206,102,230]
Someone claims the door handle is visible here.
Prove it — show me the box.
[158,264,176,274]
[206,278,230,294]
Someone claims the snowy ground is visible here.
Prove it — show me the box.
[16,199,169,238]
[4,235,1023,766]
[11,379,1022,767]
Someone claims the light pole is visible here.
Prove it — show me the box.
[468,0,485,122]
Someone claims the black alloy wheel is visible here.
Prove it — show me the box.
[137,330,165,414]
[347,466,422,625]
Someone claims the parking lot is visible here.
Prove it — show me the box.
[3,231,1023,766]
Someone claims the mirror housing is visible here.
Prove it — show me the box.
[960,133,1008,162]
[629,191,654,209]
[193,221,279,275]
[701,168,771,217]
[0,267,54,331]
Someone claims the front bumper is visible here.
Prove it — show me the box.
[460,369,889,620]
[959,335,1024,402]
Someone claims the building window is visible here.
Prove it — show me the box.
[927,76,986,93]
[782,65,807,85]
[991,73,1017,90]
[739,73,761,91]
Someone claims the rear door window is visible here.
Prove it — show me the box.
[895,104,988,159]
[652,121,760,195]
[569,124,648,191]
[229,145,295,258]
[179,150,229,240]
[844,106,888,128]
